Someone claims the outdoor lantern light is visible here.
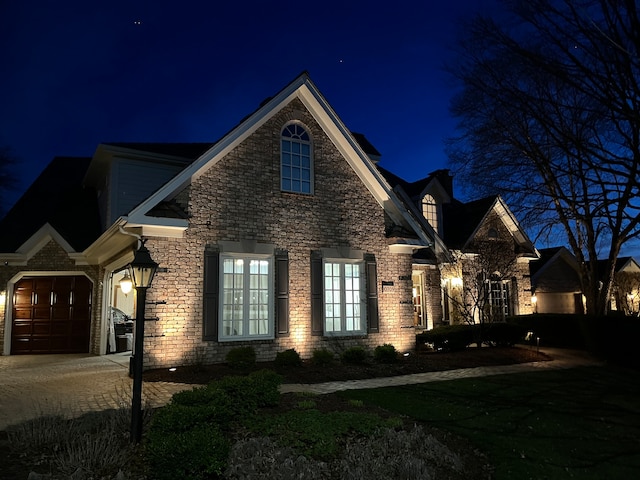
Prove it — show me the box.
[119,271,133,295]
[128,241,158,443]
[127,244,158,289]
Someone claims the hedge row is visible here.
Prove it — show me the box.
[416,323,526,352]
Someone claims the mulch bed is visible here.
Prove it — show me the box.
[143,345,550,385]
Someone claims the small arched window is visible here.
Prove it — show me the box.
[487,227,499,239]
[281,124,312,194]
[422,194,438,232]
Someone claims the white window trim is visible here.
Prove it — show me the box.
[323,258,366,336]
[218,253,275,342]
[281,122,314,195]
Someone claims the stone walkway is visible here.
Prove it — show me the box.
[0,347,602,431]
[280,346,603,394]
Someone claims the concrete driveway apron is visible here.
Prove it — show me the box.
[0,353,190,430]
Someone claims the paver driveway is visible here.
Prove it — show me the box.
[0,353,190,430]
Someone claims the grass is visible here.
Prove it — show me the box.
[340,365,640,479]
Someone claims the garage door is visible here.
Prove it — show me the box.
[11,276,92,354]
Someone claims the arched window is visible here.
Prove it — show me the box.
[281,123,312,194]
[422,194,438,232]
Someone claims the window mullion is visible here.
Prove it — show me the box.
[243,257,250,334]
[340,264,346,332]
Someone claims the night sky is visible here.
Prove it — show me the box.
[1,1,497,211]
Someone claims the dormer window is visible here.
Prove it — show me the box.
[281,123,312,194]
[422,194,438,232]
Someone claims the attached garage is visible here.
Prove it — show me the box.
[11,275,92,354]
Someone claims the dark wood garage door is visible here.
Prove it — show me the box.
[11,276,92,354]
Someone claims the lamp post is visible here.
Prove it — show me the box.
[123,242,158,443]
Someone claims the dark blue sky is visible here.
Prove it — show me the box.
[1,0,497,210]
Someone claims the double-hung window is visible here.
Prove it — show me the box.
[324,261,365,334]
[281,123,312,194]
[485,278,510,320]
[220,254,273,340]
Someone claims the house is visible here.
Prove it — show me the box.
[530,247,640,315]
[379,168,539,327]
[530,247,584,314]
[0,73,538,368]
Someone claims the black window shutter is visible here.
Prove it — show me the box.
[310,252,324,336]
[365,254,379,333]
[203,250,219,340]
[276,252,289,336]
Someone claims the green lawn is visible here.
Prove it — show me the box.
[340,366,640,479]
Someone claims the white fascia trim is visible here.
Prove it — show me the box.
[125,74,406,230]
[125,222,187,238]
[12,223,89,265]
[418,179,451,204]
[389,241,422,254]
[126,78,305,226]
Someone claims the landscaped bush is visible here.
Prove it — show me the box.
[244,369,283,407]
[483,322,526,346]
[225,346,256,369]
[146,423,229,480]
[312,347,335,366]
[374,343,398,363]
[341,346,368,364]
[275,348,303,367]
[146,369,283,479]
[416,324,475,352]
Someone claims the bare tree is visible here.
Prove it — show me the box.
[441,235,520,328]
[612,271,640,315]
[447,0,640,315]
[0,146,17,215]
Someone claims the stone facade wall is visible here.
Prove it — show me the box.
[139,99,416,368]
[0,240,101,355]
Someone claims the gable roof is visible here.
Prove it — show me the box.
[443,195,538,257]
[377,167,453,200]
[442,196,496,249]
[530,246,579,278]
[0,156,101,253]
[122,72,435,248]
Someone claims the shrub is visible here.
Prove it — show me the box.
[416,325,475,352]
[275,348,303,367]
[373,343,398,363]
[483,322,526,346]
[341,346,368,364]
[312,348,335,366]
[225,346,256,369]
[246,369,282,407]
[153,400,233,434]
[146,423,229,480]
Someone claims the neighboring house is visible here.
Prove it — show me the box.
[530,247,640,315]
[530,247,584,314]
[379,168,539,328]
[0,73,538,367]
[608,257,640,314]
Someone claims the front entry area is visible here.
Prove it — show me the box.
[11,276,92,354]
